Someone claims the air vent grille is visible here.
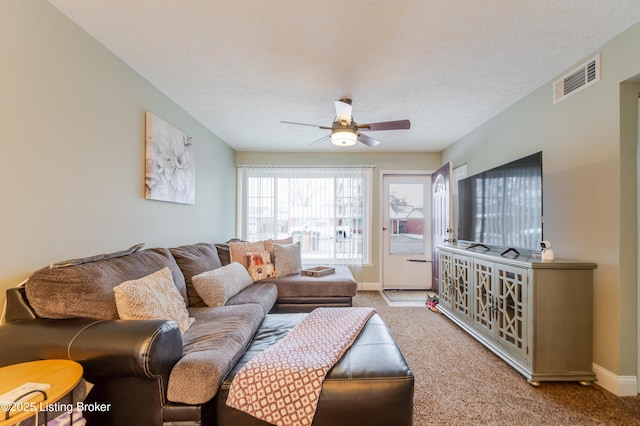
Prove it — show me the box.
[553,53,600,104]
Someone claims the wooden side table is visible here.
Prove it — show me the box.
[0,360,83,426]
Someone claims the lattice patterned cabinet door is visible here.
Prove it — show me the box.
[438,250,453,308]
[473,259,494,334]
[451,254,472,319]
[495,264,529,361]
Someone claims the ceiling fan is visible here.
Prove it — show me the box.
[281,98,411,147]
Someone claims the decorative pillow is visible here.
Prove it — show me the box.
[263,237,293,252]
[229,241,266,269]
[192,262,254,307]
[263,237,294,264]
[272,242,302,277]
[113,267,195,334]
[246,251,276,282]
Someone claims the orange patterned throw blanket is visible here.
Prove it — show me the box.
[226,307,376,426]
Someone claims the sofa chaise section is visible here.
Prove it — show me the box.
[215,242,358,312]
[261,265,357,312]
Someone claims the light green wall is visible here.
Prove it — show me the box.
[236,151,441,284]
[442,23,640,376]
[0,1,236,309]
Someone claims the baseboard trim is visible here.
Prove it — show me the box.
[357,282,381,291]
[593,363,638,396]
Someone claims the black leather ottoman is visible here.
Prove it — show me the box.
[216,313,414,426]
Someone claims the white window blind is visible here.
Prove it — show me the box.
[237,166,372,276]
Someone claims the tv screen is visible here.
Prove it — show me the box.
[458,152,543,252]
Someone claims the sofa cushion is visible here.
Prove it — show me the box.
[113,267,195,334]
[215,243,231,266]
[192,263,253,307]
[226,283,278,315]
[167,304,265,404]
[272,242,302,277]
[25,248,187,320]
[170,243,222,308]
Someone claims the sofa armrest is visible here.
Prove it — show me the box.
[5,287,37,321]
[0,318,183,382]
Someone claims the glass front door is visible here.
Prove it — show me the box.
[382,174,432,289]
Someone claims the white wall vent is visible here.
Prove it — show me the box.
[553,53,600,104]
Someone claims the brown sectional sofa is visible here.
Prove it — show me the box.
[0,242,412,426]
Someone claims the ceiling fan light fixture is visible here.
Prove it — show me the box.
[283,98,410,147]
[331,129,357,146]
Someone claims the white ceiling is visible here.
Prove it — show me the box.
[48,0,640,153]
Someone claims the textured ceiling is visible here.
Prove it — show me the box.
[48,0,640,152]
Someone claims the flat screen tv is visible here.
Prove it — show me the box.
[457,151,543,253]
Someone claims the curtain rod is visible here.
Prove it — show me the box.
[237,164,376,168]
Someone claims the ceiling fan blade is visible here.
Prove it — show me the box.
[281,120,332,130]
[357,119,410,131]
[357,132,381,147]
[309,135,330,145]
[334,99,352,125]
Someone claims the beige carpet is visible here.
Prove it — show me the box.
[353,291,640,426]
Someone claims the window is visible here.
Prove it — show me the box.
[237,166,372,266]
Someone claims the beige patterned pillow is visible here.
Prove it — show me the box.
[263,237,294,264]
[263,237,293,252]
[229,241,266,269]
[272,242,302,277]
[246,251,276,282]
[191,262,253,307]
[113,267,195,334]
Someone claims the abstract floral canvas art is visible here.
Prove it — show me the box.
[145,112,195,204]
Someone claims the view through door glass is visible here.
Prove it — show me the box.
[389,183,425,254]
[383,174,431,290]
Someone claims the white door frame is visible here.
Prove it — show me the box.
[636,94,640,394]
[379,170,433,290]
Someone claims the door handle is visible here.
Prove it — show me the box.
[383,227,388,231]
[406,259,428,263]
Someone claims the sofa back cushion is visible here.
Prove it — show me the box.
[25,248,187,320]
[170,243,222,307]
[215,243,232,266]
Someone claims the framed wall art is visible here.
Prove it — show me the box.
[145,112,195,204]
